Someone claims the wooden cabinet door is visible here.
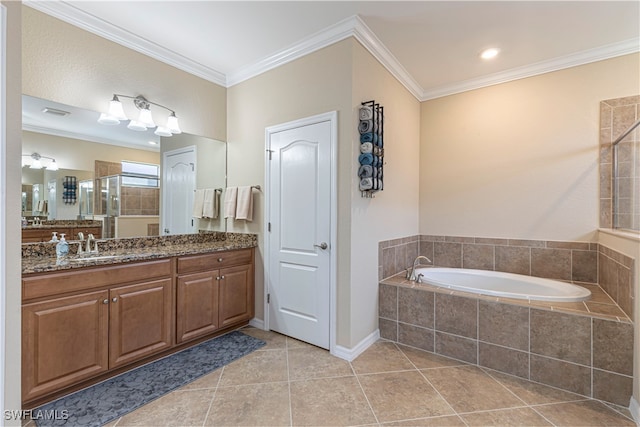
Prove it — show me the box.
[219,264,254,329]
[176,271,220,344]
[22,290,109,401]
[108,278,173,368]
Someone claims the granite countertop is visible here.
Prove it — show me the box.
[23,220,103,230]
[22,232,257,275]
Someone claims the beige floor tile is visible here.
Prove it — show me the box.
[290,376,377,426]
[351,341,415,374]
[533,400,636,426]
[485,370,584,405]
[240,328,287,350]
[205,382,290,426]
[358,371,454,423]
[288,345,353,381]
[286,336,315,349]
[117,389,214,426]
[218,349,288,386]
[423,366,524,413]
[178,368,222,391]
[382,415,466,426]
[460,407,552,426]
[398,345,468,369]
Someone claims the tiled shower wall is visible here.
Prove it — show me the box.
[378,235,634,319]
[600,95,640,230]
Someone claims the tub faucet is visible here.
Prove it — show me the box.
[407,255,432,282]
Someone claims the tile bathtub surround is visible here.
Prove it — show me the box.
[599,243,635,319]
[379,234,600,284]
[378,279,634,406]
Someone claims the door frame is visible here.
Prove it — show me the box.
[161,145,196,235]
[264,111,338,354]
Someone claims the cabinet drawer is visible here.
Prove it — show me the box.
[177,248,253,274]
[23,259,173,301]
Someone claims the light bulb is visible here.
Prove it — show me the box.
[108,96,127,120]
[46,159,59,171]
[30,159,42,169]
[137,108,156,128]
[127,120,147,131]
[166,113,181,134]
[97,112,120,125]
[154,126,172,137]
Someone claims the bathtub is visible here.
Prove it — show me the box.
[413,267,591,302]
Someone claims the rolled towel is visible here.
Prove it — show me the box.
[359,106,373,121]
[374,146,383,157]
[358,164,373,178]
[360,142,373,154]
[358,120,373,134]
[358,153,373,165]
[360,132,379,144]
[372,156,381,167]
[373,134,383,147]
[359,177,373,191]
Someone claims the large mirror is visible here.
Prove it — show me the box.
[22,95,227,240]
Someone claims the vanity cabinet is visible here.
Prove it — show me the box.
[22,259,173,403]
[176,248,254,343]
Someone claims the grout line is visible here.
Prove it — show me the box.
[394,342,463,424]
[349,355,380,425]
[201,364,225,427]
[285,337,293,427]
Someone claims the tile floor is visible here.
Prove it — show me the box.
[34,327,638,427]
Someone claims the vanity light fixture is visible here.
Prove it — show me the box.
[97,94,182,136]
[23,153,59,171]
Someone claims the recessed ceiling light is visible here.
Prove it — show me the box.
[148,141,158,145]
[41,107,70,116]
[480,48,500,60]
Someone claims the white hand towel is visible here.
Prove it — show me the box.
[202,189,215,218]
[224,187,238,219]
[192,189,205,218]
[235,186,253,221]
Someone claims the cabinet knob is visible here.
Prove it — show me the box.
[220,275,225,279]
[216,276,220,280]
[112,297,118,303]
[218,258,223,262]
[102,299,109,304]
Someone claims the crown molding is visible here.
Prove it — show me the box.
[22,123,160,152]
[227,15,423,100]
[24,2,640,102]
[421,37,640,101]
[23,0,227,87]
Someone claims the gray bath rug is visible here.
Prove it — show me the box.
[34,330,265,427]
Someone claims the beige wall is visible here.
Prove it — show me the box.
[420,53,640,242]
[226,39,353,345]
[349,42,421,346]
[22,131,160,172]
[22,6,226,141]
[227,38,421,348]
[3,0,22,418]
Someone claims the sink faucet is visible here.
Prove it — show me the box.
[407,255,432,282]
[86,234,98,254]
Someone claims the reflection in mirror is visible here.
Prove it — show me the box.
[21,95,227,241]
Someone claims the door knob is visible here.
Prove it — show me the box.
[314,242,328,250]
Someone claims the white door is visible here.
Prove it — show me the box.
[162,146,196,235]
[266,113,336,349]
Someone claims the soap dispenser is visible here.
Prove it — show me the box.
[50,232,59,243]
[56,233,69,258]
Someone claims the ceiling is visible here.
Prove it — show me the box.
[25,1,640,101]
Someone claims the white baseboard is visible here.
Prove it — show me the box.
[629,396,640,425]
[249,318,265,330]
[331,329,380,361]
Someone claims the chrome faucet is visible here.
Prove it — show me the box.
[86,234,98,254]
[407,255,432,283]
